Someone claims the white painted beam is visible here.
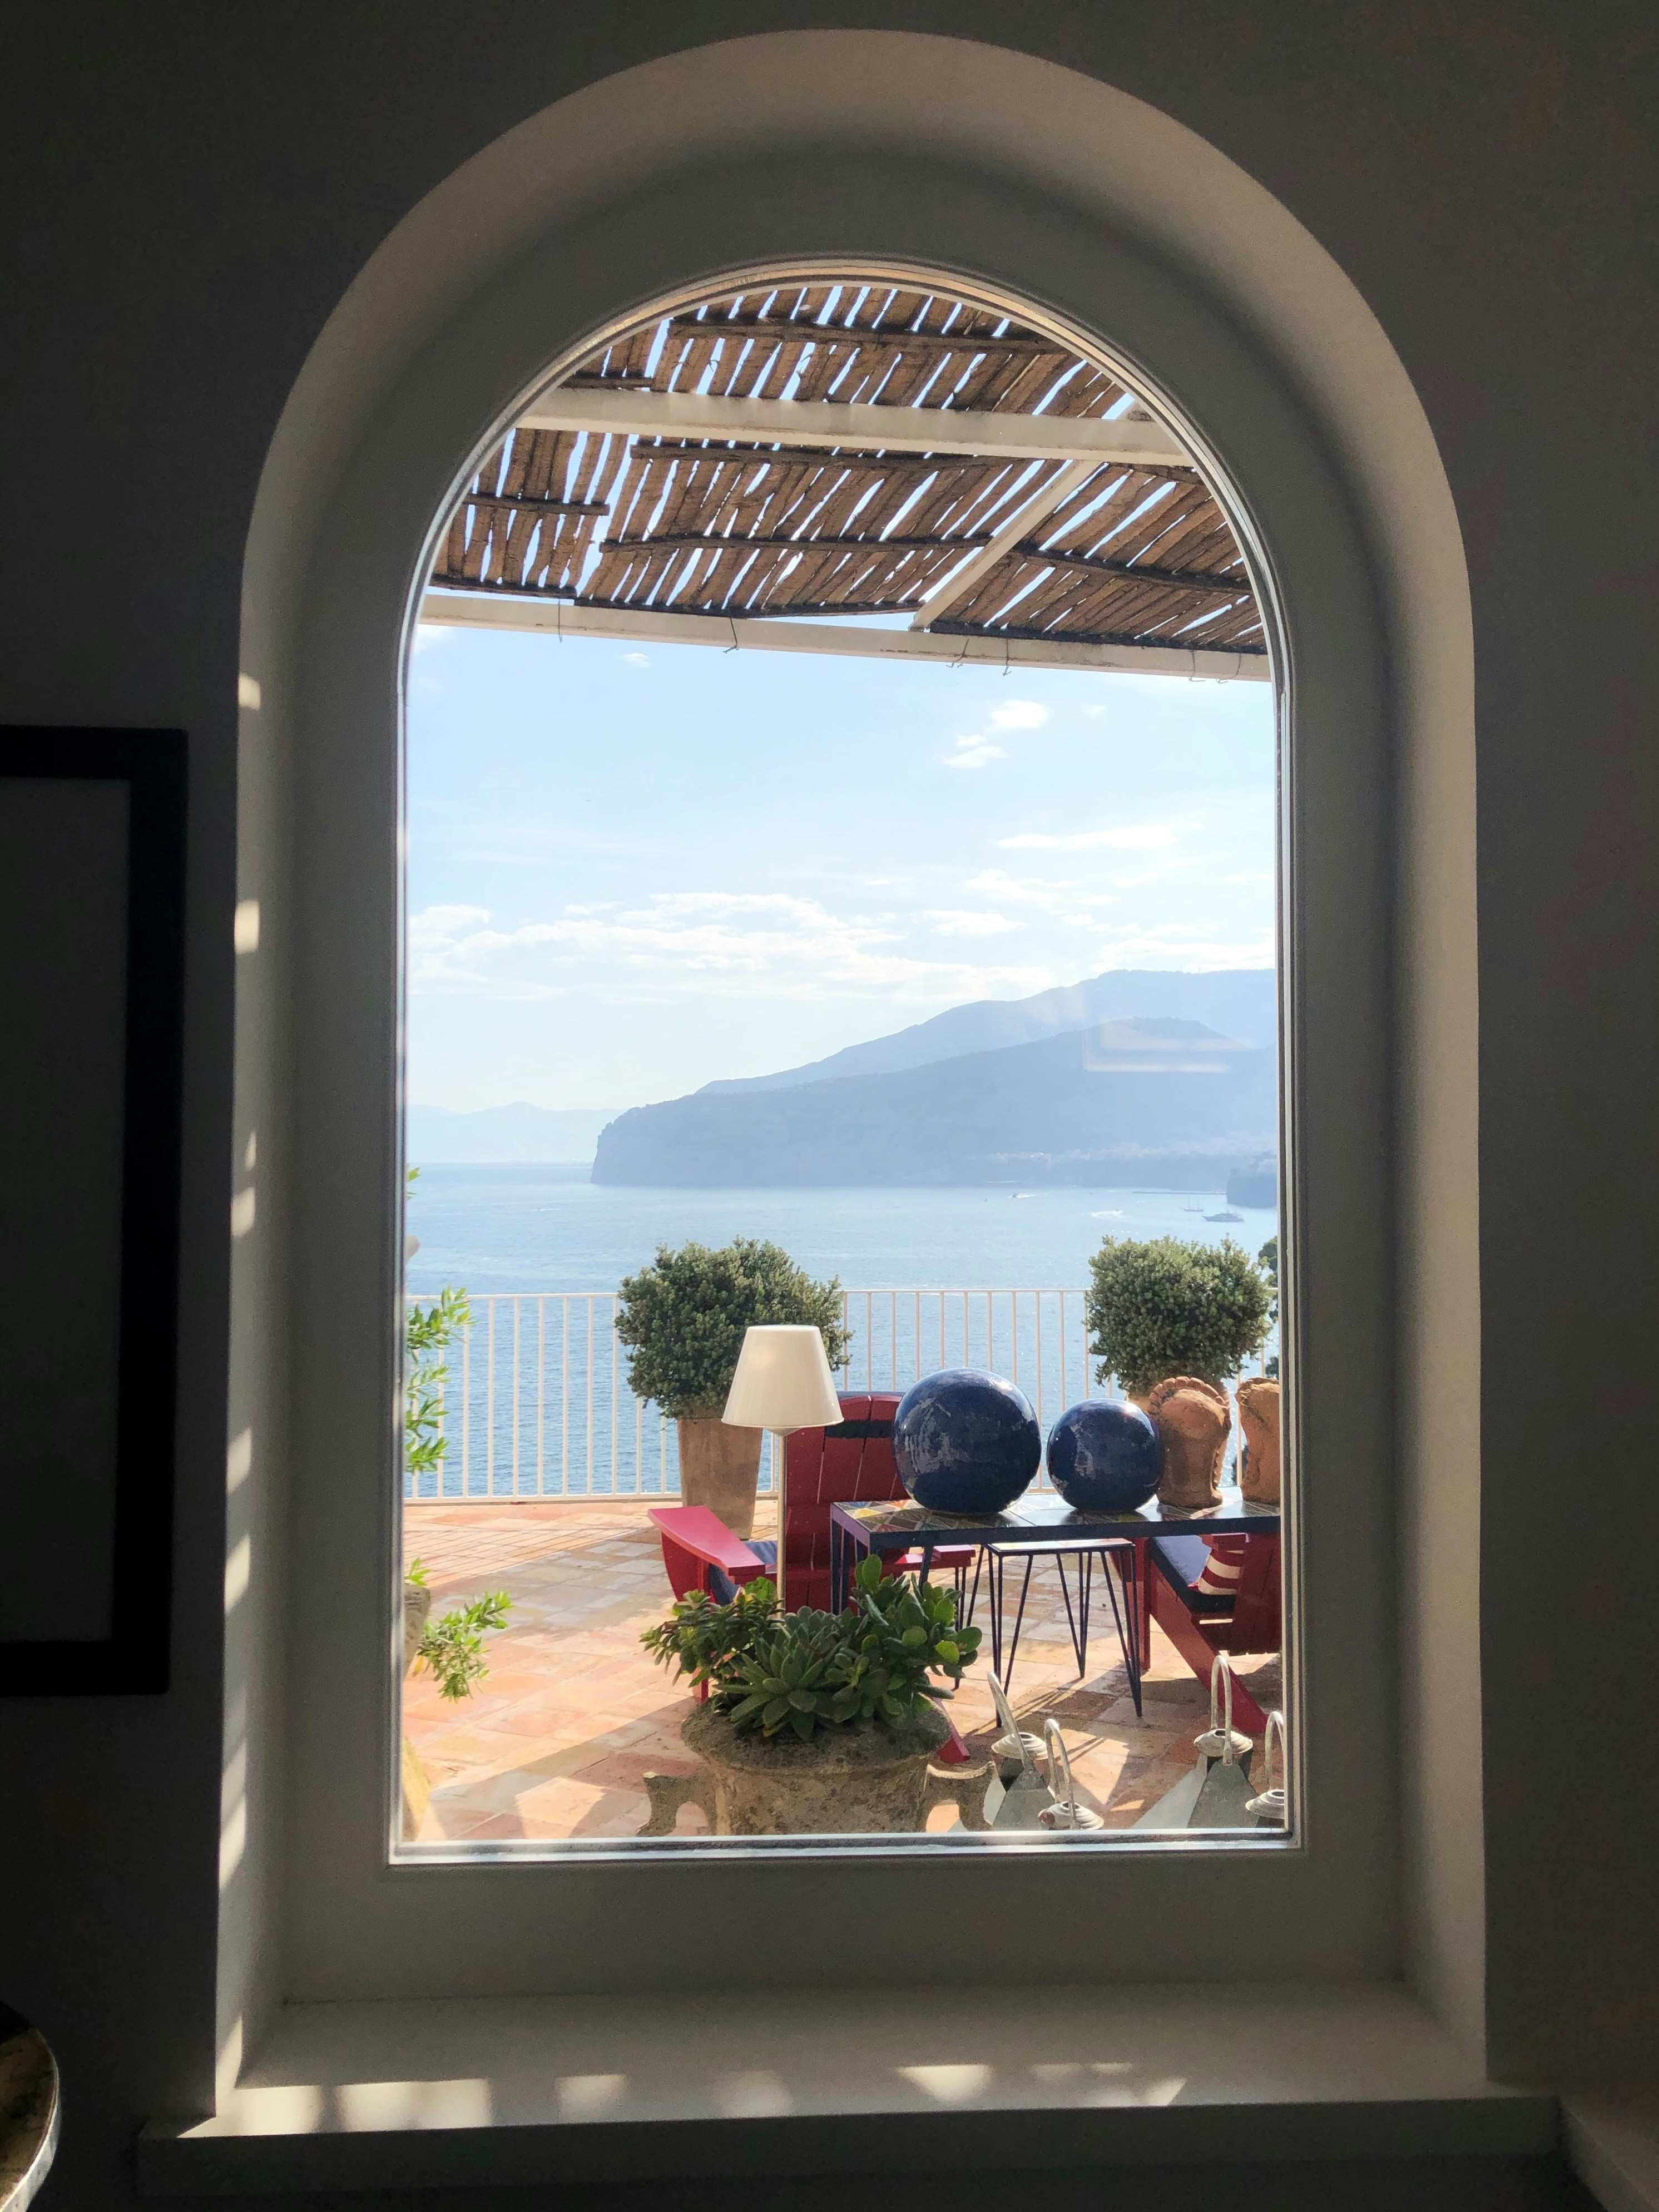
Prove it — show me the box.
[518,386,1190,469]
[418,590,1269,681]
[911,458,1098,629]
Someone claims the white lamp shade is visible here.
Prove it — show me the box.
[721,1325,843,1432]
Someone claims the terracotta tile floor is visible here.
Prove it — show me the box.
[402,1501,1280,1844]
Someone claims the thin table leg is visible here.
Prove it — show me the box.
[1056,1555,1084,1678]
[965,1548,985,1628]
[1004,1556,1037,1691]
[1103,1547,1141,1718]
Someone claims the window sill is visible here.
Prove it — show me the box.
[1564,2093,1659,2212]
[139,1983,1553,2196]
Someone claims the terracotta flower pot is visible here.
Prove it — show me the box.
[1145,1375,1232,1509]
[1236,1377,1281,1503]
[640,1703,989,1835]
[676,1416,764,1538]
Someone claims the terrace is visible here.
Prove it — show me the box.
[401,1290,1277,1843]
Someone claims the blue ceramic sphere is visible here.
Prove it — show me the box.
[1044,1399,1163,1511]
[892,1369,1042,1514]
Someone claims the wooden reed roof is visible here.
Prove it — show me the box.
[429,278,1266,664]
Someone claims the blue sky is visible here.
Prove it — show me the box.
[405,626,1275,1110]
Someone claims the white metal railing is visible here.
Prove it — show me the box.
[402,1286,1270,1503]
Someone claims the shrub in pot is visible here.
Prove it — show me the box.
[1084,1235,1272,1403]
[637,1557,986,1833]
[616,1238,851,1537]
[1085,1236,1272,1507]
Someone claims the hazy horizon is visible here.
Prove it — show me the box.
[406,627,1275,1111]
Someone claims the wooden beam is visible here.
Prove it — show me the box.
[417,588,1270,681]
[930,615,1267,659]
[458,489,608,517]
[518,385,1190,468]
[662,315,1078,361]
[911,459,1097,630]
[598,531,992,557]
[1021,547,1254,597]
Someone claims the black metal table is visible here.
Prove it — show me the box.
[829,1489,1283,1708]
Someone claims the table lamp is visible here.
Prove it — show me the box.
[721,1324,843,1611]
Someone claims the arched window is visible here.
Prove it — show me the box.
[225,36,1474,2071]
[398,267,1284,1857]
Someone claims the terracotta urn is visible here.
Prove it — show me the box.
[639,1703,991,1836]
[1235,1377,1281,1503]
[1145,1375,1232,1510]
[676,1415,764,1538]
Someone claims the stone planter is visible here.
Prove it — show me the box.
[640,1703,991,1835]
[400,1581,434,1836]
[676,1416,764,1538]
[1236,1377,1281,1503]
[402,1580,433,1672]
[1145,1375,1232,1508]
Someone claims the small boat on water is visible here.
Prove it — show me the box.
[1205,1209,1244,1223]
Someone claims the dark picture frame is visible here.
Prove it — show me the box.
[0,729,185,1693]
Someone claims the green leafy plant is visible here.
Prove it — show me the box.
[641,1556,980,1743]
[411,1587,513,1701]
[1258,1235,1278,1319]
[616,1238,853,1420]
[402,1171,506,1703]
[403,1170,472,1480]
[1259,1236,1280,1380]
[1085,1235,1272,1398]
[405,1286,473,1477]
[640,1577,779,1689]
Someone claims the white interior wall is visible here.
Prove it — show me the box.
[2,14,1650,2203]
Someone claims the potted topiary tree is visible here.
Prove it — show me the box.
[1084,1235,1273,1403]
[616,1238,851,1538]
[1085,1237,1272,1508]
[637,1556,987,1834]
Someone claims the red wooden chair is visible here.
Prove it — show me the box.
[648,1393,979,1758]
[650,1392,975,1611]
[1141,1532,1281,1733]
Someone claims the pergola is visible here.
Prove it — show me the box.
[418,277,1269,682]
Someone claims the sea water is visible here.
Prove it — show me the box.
[404,1166,1277,1299]
[401,1170,1278,1501]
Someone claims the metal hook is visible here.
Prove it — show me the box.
[1245,1709,1287,1824]
[1038,1716,1104,1832]
[1195,1653,1252,1765]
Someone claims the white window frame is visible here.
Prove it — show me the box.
[226,34,1478,2060]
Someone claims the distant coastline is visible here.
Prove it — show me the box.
[595,970,1278,1192]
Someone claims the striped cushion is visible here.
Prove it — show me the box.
[1195,1535,1247,1600]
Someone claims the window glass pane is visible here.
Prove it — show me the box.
[397,277,1284,1853]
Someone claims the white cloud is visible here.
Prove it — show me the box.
[942,736,1006,771]
[622,651,651,667]
[409,903,491,943]
[999,823,1180,851]
[988,700,1048,731]
[407,895,1051,1006]
[1092,922,1275,970]
[963,870,1117,939]
[409,625,450,656]
[925,909,1018,937]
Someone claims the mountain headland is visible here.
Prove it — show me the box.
[592,969,1277,1190]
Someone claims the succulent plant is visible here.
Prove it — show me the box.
[641,1555,980,1743]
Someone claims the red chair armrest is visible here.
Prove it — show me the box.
[648,1506,768,1582]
